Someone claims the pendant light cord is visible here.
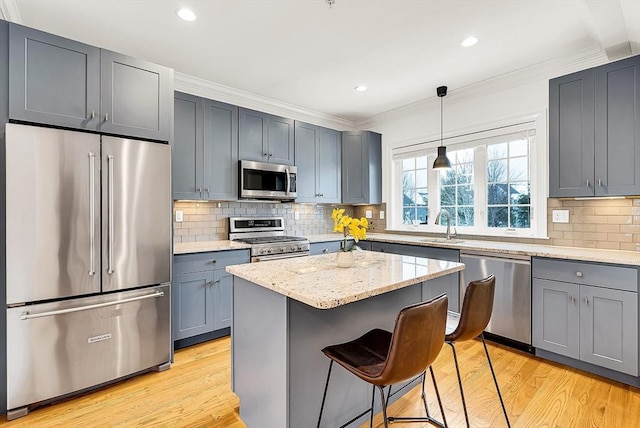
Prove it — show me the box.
[440,96,443,147]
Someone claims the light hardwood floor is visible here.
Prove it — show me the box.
[0,336,638,427]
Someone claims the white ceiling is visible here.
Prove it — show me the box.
[1,0,639,125]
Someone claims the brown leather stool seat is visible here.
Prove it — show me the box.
[445,274,511,428]
[317,294,449,428]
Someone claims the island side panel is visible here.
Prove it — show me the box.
[288,283,423,428]
[233,277,289,427]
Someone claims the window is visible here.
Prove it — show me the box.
[402,156,429,225]
[486,139,531,229]
[390,118,545,238]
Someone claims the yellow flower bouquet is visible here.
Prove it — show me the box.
[331,208,368,251]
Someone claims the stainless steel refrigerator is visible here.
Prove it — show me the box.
[4,123,171,418]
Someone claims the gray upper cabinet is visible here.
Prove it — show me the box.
[549,55,640,197]
[100,50,172,142]
[173,92,204,200]
[294,121,341,203]
[172,92,238,201]
[239,107,294,165]
[9,23,101,131]
[203,99,239,200]
[532,258,638,376]
[341,131,382,204]
[9,23,172,142]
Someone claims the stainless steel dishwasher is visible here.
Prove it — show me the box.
[460,250,531,346]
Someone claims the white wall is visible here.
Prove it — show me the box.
[359,50,608,208]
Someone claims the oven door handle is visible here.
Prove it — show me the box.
[253,252,308,262]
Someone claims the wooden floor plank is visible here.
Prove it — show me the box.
[1,336,639,428]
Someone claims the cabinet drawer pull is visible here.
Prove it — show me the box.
[576,271,583,277]
[322,248,329,253]
[211,260,217,264]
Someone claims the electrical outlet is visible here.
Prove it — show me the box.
[294,211,300,220]
[175,210,184,222]
[379,211,385,220]
[365,210,372,219]
[552,209,569,223]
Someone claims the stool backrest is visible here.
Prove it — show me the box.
[447,274,496,342]
[378,293,448,386]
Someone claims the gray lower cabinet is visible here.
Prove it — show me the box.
[172,250,250,343]
[310,241,343,255]
[239,107,294,165]
[549,54,640,197]
[532,258,638,376]
[9,23,172,142]
[341,131,382,204]
[173,92,238,200]
[368,242,459,312]
[294,121,341,203]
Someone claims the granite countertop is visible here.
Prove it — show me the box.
[174,233,640,267]
[174,240,250,254]
[226,251,464,309]
[364,233,640,266]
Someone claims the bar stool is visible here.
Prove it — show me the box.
[317,294,449,428]
[446,274,510,427]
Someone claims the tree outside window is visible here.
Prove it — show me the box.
[487,139,531,228]
[440,148,474,226]
[402,156,429,225]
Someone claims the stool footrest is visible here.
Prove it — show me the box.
[387,416,446,427]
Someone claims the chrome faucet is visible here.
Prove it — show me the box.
[435,209,457,240]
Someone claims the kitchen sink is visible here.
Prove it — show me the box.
[420,238,464,244]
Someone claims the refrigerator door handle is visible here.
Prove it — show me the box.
[88,152,96,276]
[19,291,165,320]
[107,154,115,275]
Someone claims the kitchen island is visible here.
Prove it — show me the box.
[226,250,464,428]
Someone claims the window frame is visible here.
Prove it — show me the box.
[388,114,547,239]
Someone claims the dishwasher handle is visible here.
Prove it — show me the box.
[460,251,531,265]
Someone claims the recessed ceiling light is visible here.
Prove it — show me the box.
[355,85,367,92]
[461,36,478,47]
[177,8,196,22]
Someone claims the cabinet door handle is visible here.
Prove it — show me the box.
[584,297,589,305]
[197,187,202,194]
[211,260,217,264]
[576,271,583,277]
[269,153,273,157]
[598,179,602,187]
[205,187,210,193]
[263,152,268,157]
[569,294,575,303]
[90,110,96,120]
[104,113,109,122]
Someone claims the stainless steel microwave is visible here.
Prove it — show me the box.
[239,160,297,201]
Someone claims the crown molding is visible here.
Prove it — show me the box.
[355,47,608,130]
[175,72,355,131]
[0,0,21,23]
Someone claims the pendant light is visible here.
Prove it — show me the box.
[433,85,452,170]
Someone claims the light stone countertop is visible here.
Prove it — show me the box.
[226,251,464,309]
[174,240,250,254]
[174,233,640,267]
[364,233,640,266]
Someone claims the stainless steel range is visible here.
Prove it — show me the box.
[229,217,310,262]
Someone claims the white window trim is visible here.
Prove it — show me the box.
[387,111,548,239]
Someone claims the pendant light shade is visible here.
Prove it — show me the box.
[433,146,452,169]
[433,85,452,170]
